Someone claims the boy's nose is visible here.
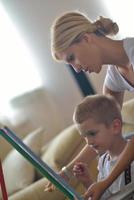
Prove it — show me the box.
[86,138,94,146]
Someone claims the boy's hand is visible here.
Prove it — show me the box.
[44,181,56,192]
[44,170,69,192]
[73,162,91,187]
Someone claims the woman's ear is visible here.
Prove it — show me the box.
[82,33,93,43]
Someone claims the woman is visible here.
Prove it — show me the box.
[49,11,134,199]
[51,11,134,106]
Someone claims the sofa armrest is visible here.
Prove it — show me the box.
[9,177,66,200]
[9,175,82,200]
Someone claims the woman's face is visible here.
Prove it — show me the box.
[57,34,103,74]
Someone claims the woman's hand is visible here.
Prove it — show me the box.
[83,180,108,200]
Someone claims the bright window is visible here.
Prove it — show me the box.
[0,3,42,114]
[102,0,134,37]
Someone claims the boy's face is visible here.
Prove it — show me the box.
[78,118,119,154]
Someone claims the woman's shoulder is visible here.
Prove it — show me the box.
[123,37,134,49]
[105,65,121,83]
[104,65,128,91]
[123,37,134,66]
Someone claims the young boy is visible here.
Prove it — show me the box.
[73,94,134,200]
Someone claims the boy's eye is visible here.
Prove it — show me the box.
[85,131,98,137]
[89,132,97,136]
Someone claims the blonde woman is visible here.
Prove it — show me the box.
[51,10,134,107]
[46,11,134,199]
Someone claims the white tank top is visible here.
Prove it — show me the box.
[104,38,134,92]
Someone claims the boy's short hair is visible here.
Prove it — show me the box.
[73,94,122,126]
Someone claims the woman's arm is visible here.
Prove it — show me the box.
[83,137,134,200]
[102,137,134,187]
[103,85,124,108]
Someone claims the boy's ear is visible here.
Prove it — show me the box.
[112,119,122,134]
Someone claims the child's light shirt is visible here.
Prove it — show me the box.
[97,151,134,200]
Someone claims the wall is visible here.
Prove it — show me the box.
[1,0,107,137]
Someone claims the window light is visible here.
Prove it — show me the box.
[0,3,42,115]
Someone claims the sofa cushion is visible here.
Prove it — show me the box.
[9,178,66,200]
[122,99,134,125]
[2,127,46,196]
[122,122,134,135]
[41,125,83,171]
[0,119,35,161]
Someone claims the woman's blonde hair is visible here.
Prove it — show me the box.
[73,94,122,127]
[51,11,119,61]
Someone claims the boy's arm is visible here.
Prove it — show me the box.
[45,145,97,191]
[65,144,97,174]
[73,162,94,189]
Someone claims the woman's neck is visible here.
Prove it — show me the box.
[99,37,130,67]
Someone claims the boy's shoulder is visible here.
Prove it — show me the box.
[99,152,109,165]
[98,152,110,171]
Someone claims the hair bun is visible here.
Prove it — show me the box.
[94,16,119,36]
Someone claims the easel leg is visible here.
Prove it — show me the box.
[0,159,8,200]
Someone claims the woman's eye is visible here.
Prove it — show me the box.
[68,54,75,62]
